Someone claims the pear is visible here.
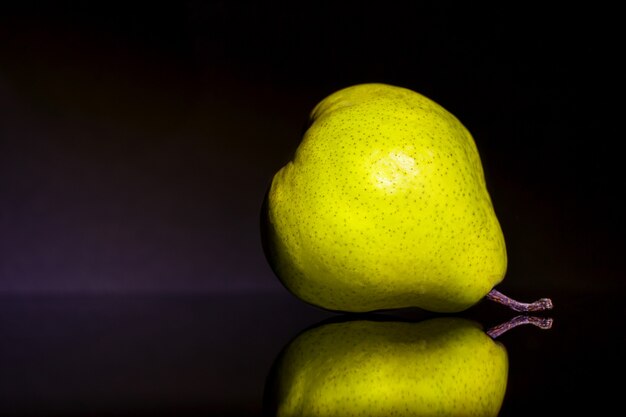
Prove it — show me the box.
[263,83,512,312]
[263,317,509,417]
[263,83,554,313]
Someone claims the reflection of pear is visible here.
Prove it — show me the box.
[264,317,508,417]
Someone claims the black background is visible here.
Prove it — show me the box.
[1,2,624,416]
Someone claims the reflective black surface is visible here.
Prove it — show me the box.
[1,290,623,416]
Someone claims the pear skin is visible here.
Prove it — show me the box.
[263,317,508,417]
[263,83,507,312]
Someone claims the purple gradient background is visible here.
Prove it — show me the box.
[0,3,621,296]
[0,3,623,416]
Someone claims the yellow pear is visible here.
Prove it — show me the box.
[263,317,509,417]
[263,83,508,312]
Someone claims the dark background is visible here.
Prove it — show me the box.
[1,2,623,416]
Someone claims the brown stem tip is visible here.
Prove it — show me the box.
[486,289,553,312]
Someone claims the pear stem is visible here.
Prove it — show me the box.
[486,289,553,312]
[487,315,554,339]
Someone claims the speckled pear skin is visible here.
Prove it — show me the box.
[263,317,508,417]
[264,83,507,312]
